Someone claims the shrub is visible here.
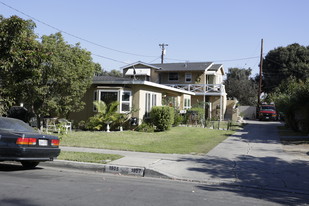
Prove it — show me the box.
[135,122,155,133]
[150,106,174,131]
[173,109,183,126]
[185,107,205,125]
[85,114,104,131]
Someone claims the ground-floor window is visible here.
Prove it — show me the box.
[145,92,157,117]
[94,89,132,113]
[184,98,191,109]
[121,91,132,112]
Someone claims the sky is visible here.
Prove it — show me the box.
[1,0,309,76]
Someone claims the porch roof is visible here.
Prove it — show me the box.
[93,76,195,95]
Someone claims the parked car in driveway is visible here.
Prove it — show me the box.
[0,117,60,168]
[258,104,278,121]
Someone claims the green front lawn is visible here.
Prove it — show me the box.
[60,127,236,154]
[58,151,123,164]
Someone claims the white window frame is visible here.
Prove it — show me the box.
[184,98,191,109]
[120,90,132,113]
[93,89,132,113]
[185,73,192,83]
[145,92,157,117]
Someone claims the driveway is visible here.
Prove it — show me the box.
[149,120,309,193]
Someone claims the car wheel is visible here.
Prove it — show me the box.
[21,161,40,169]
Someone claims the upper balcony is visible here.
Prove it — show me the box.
[164,84,226,96]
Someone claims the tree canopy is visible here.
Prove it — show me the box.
[0,16,97,122]
[263,43,309,93]
[224,68,258,106]
[269,78,309,134]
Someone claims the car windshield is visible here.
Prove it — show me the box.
[0,117,36,133]
[261,106,275,111]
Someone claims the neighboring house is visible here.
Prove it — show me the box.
[122,61,227,120]
[69,75,194,125]
[69,61,227,126]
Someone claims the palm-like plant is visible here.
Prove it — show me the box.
[93,100,119,132]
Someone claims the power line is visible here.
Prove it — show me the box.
[0,1,157,58]
[166,55,261,63]
[91,54,129,64]
[0,1,273,67]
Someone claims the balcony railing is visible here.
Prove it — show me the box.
[164,84,225,95]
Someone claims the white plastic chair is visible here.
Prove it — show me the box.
[58,118,72,134]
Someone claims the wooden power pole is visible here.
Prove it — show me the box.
[159,43,168,64]
[258,39,264,106]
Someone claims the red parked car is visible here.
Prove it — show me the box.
[258,105,278,121]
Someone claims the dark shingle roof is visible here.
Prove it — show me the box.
[208,64,223,71]
[151,62,213,72]
[93,75,131,82]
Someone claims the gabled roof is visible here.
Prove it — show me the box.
[207,64,225,75]
[120,61,161,70]
[151,62,213,72]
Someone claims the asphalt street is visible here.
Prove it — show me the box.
[0,163,308,206]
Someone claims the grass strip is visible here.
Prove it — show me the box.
[58,151,123,164]
[61,126,237,154]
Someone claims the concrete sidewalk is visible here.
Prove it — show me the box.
[47,120,309,194]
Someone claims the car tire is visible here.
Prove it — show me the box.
[21,161,40,169]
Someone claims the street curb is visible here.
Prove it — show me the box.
[41,160,170,179]
[41,160,309,196]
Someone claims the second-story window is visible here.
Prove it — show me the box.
[185,73,192,83]
[168,72,179,81]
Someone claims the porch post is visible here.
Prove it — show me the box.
[220,95,223,121]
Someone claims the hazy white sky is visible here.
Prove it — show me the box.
[1,0,309,75]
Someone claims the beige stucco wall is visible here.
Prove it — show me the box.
[69,83,192,126]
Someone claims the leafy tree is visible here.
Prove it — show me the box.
[108,69,122,77]
[0,16,96,125]
[224,68,258,106]
[0,15,42,117]
[95,68,122,77]
[269,78,309,134]
[263,43,309,93]
[39,33,96,118]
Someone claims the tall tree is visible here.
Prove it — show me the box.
[224,68,258,106]
[39,33,96,118]
[263,43,309,93]
[0,15,42,116]
[269,78,309,134]
[0,16,96,124]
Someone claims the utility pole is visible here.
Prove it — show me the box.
[258,39,264,109]
[159,43,168,64]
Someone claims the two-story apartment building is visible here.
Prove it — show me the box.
[69,61,226,126]
[122,61,227,120]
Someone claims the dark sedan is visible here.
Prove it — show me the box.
[0,117,60,168]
